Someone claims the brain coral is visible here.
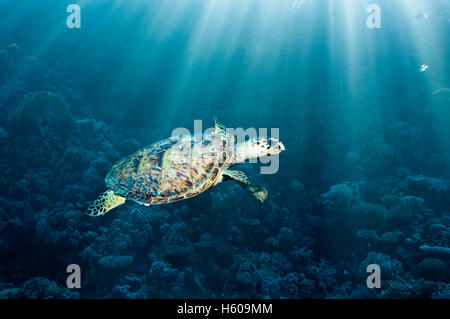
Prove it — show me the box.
[9,91,74,138]
[419,258,446,281]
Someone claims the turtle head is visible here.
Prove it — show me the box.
[235,137,285,163]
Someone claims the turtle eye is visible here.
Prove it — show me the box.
[178,157,187,164]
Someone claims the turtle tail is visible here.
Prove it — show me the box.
[87,190,126,216]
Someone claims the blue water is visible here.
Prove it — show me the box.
[0,0,449,298]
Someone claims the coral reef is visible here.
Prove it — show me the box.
[0,36,449,299]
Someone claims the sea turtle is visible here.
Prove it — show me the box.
[87,115,285,216]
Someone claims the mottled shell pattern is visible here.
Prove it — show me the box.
[106,133,234,205]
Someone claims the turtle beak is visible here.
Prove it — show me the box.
[270,139,285,154]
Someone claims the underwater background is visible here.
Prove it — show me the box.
[0,0,449,298]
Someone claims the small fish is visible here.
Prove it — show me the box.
[291,0,311,9]
[415,12,429,21]
[432,88,450,96]
[420,64,429,72]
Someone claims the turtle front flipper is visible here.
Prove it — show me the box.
[87,190,126,216]
[222,169,268,203]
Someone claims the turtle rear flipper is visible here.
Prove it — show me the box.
[87,190,126,216]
